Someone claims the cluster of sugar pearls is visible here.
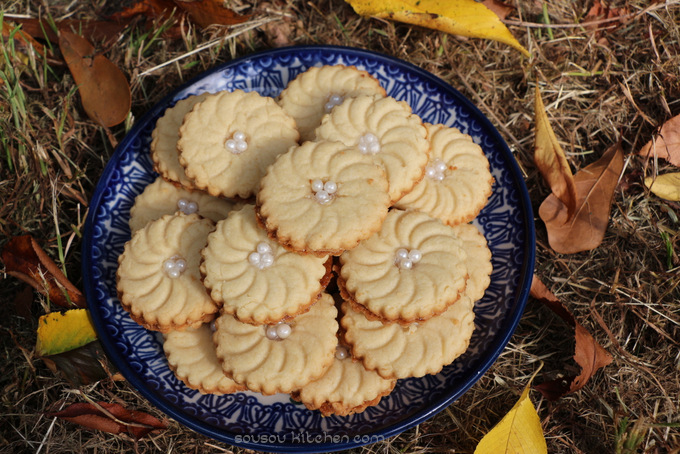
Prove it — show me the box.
[394,248,422,270]
[425,159,448,181]
[225,130,248,154]
[324,94,344,113]
[248,242,275,270]
[311,179,338,204]
[177,198,198,215]
[357,132,381,155]
[265,322,292,340]
[163,255,187,278]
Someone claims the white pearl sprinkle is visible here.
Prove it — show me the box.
[177,199,188,210]
[249,243,275,269]
[275,323,292,339]
[259,253,274,269]
[226,131,248,154]
[324,94,344,113]
[395,248,422,269]
[256,242,272,255]
[186,201,198,214]
[233,131,246,142]
[248,252,261,266]
[311,179,325,192]
[323,181,337,194]
[358,133,381,155]
[163,255,187,278]
[265,325,279,340]
[225,139,238,151]
[426,159,448,181]
[335,346,349,360]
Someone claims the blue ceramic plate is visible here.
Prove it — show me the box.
[82,45,535,453]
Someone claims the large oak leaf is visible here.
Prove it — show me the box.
[538,142,624,254]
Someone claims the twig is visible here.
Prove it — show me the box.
[138,17,277,77]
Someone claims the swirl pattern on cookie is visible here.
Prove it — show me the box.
[129,177,239,233]
[395,123,494,225]
[278,65,386,142]
[213,293,338,395]
[163,324,246,394]
[201,205,330,324]
[177,89,299,199]
[314,94,429,202]
[257,140,391,256]
[338,209,468,324]
[292,345,396,416]
[341,223,490,378]
[151,93,211,189]
[117,213,218,332]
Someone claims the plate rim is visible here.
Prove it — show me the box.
[82,44,536,453]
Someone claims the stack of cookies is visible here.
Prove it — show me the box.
[116,64,494,417]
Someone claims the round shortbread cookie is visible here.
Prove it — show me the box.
[314,94,429,202]
[151,92,211,189]
[201,204,331,325]
[338,209,468,324]
[129,177,240,233]
[163,324,246,395]
[213,293,338,395]
[256,140,391,256]
[117,213,218,332]
[394,123,494,226]
[291,344,396,417]
[278,65,386,142]
[177,89,299,199]
[341,223,491,379]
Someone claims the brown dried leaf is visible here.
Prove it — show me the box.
[42,340,110,386]
[2,21,46,57]
[47,402,167,439]
[529,276,613,401]
[109,0,179,22]
[538,141,624,254]
[481,0,514,21]
[174,0,251,28]
[638,113,680,167]
[10,17,131,47]
[534,85,577,218]
[58,30,131,127]
[1,235,86,308]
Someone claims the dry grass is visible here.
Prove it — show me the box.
[1,0,680,453]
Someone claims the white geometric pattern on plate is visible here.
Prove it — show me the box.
[83,46,534,453]
[201,205,329,324]
[395,123,494,226]
[213,293,338,395]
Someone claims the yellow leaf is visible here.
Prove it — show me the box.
[534,85,577,219]
[474,371,547,454]
[36,309,98,357]
[347,0,530,57]
[645,173,680,201]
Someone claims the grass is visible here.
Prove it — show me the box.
[1,0,680,453]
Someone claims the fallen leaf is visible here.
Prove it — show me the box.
[58,30,131,127]
[346,0,530,57]
[1,235,86,308]
[109,0,179,22]
[2,21,46,58]
[638,113,680,167]
[481,0,514,21]
[10,17,131,47]
[41,339,111,386]
[585,0,630,29]
[474,368,547,453]
[174,0,251,28]
[534,85,577,219]
[644,173,680,201]
[530,276,613,401]
[36,309,97,356]
[538,141,624,254]
[47,402,167,439]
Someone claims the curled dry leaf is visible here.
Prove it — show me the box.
[58,30,131,127]
[175,0,251,28]
[47,402,167,439]
[1,235,86,308]
[534,85,577,219]
[2,21,46,58]
[474,367,546,453]
[529,276,613,401]
[346,0,530,57]
[10,17,131,47]
[480,0,514,21]
[644,172,680,201]
[538,141,624,254]
[638,113,680,167]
